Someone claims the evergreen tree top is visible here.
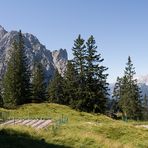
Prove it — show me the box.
[124,56,136,81]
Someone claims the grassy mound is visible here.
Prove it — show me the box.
[0,103,148,148]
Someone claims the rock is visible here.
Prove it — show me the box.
[0,25,68,82]
[0,25,7,40]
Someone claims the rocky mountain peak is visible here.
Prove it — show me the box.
[52,49,67,59]
[24,33,39,44]
[52,49,67,76]
[0,25,68,81]
[0,25,6,31]
[0,25,7,39]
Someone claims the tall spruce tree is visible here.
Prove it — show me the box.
[3,30,31,108]
[0,79,3,107]
[118,56,142,119]
[85,35,98,96]
[72,35,87,110]
[3,41,19,108]
[111,77,122,113]
[32,62,46,102]
[72,34,86,83]
[85,35,109,113]
[68,35,109,113]
[64,60,79,106]
[142,94,148,120]
[48,69,64,104]
[16,30,31,104]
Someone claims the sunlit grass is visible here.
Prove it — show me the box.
[0,103,148,147]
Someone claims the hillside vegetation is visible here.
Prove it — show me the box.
[0,103,148,148]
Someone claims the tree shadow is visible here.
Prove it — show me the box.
[0,128,70,148]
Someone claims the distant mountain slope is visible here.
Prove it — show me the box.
[109,81,148,98]
[138,83,148,96]
[0,25,68,81]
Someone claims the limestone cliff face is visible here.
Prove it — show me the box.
[52,49,67,76]
[0,25,68,81]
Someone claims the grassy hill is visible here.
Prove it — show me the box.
[0,103,148,148]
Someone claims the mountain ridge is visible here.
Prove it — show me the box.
[108,74,148,98]
[0,25,68,81]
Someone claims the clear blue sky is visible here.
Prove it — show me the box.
[0,0,148,83]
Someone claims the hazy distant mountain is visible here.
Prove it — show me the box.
[138,83,148,97]
[134,75,148,96]
[108,75,148,98]
[0,25,68,81]
[136,75,148,85]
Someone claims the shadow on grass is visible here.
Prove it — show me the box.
[0,129,69,148]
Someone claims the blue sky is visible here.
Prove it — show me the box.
[0,0,148,83]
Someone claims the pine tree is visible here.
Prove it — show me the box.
[142,94,148,120]
[48,69,64,104]
[118,76,130,118]
[67,35,109,113]
[72,34,86,87]
[32,62,46,102]
[16,30,31,104]
[85,35,98,95]
[118,56,142,120]
[64,60,79,106]
[111,77,122,113]
[85,35,109,113]
[3,30,31,108]
[3,41,19,108]
[71,35,87,110]
[0,79,3,107]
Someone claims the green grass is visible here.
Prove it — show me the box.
[0,103,148,148]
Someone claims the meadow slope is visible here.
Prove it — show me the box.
[0,103,148,148]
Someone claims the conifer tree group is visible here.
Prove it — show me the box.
[3,31,31,108]
[2,31,46,108]
[0,79,3,107]
[112,56,142,120]
[48,35,109,113]
[32,62,46,102]
[48,69,65,104]
[142,94,148,120]
[0,31,145,120]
